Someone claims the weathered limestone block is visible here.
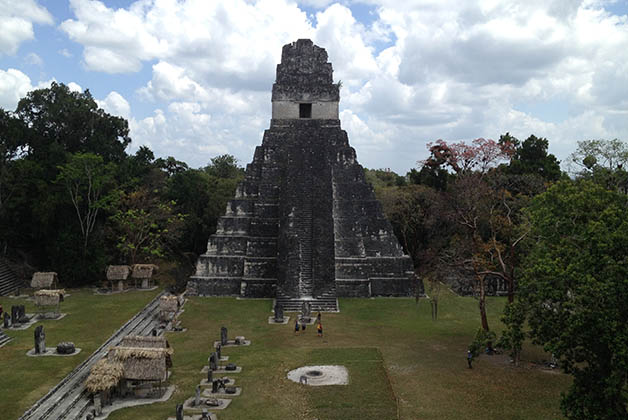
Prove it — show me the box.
[224,199,254,216]
[240,278,277,297]
[208,236,248,255]
[248,219,279,237]
[245,238,277,257]
[253,203,279,218]
[217,217,250,235]
[243,258,277,278]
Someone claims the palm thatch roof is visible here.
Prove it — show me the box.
[159,295,178,312]
[119,335,169,349]
[85,359,124,393]
[31,272,57,289]
[106,265,131,281]
[34,289,65,306]
[131,264,158,279]
[34,289,65,297]
[107,346,173,381]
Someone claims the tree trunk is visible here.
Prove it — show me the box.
[507,244,515,303]
[478,274,490,331]
[431,299,438,321]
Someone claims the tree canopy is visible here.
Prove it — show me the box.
[0,82,243,285]
[515,180,628,419]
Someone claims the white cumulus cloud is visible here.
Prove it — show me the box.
[0,0,53,55]
[57,0,628,172]
[97,91,130,120]
[0,68,33,109]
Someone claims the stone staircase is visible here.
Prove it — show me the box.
[276,284,339,312]
[296,194,313,298]
[275,296,339,313]
[0,259,21,296]
[0,330,12,347]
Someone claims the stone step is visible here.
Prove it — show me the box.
[0,331,12,347]
[276,298,339,313]
[0,259,21,297]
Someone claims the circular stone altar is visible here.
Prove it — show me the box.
[287,365,349,386]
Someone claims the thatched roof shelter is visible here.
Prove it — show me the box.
[31,272,58,289]
[107,346,173,381]
[131,264,158,279]
[86,359,124,393]
[106,265,131,281]
[119,335,169,349]
[159,295,178,313]
[34,289,65,306]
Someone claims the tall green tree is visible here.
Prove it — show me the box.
[514,180,628,419]
[500,133,561,182]
[364,168,406,191]
[0,109,26,219]
[569,139,628,193]
[15,82,130,165]
[109,188,185,264]
[422,138,514,331]
[205,154,244,179]
[167,169,212,254]
[55,153,116,255]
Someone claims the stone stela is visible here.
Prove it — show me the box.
[188,39,423,310]
[34,325,45,354]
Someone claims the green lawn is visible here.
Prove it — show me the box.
[1,288,570,420]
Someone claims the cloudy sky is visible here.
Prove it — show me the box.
[1,0,627,173]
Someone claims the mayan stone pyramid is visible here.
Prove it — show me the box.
[188,39,422,311]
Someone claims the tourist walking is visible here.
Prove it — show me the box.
[317,322,323,337]
[467,350,473,369]
[294,318,300,334]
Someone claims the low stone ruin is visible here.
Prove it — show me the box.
[56,341,75,354]
[11,305,30,325]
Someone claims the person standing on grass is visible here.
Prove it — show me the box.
[317,322,323,337]
[294,318,300,334]
[467,350,473,369]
